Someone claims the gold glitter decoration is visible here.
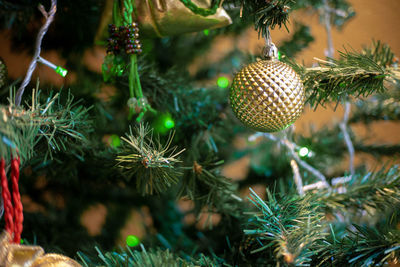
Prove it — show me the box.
[6,245,44,267]
[229,58,305,132]
[96,0,231,40]
[0,231,82,267]
[31,254,82,267]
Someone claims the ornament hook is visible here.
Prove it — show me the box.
[263,28,278,59]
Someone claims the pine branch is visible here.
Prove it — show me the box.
[233,0,293,38]
[363,40,395,67]
[316,223,400,266]
[295,118,400,164]
[116,124,185,195]
[78,246,217,267]
[244,189,326,266]
[350,94,400,123]
[143,68,235,155]
[226,0,354,39]
[243,168,400,266]
[288,42,397,107]
[322,166,400,212]
[0,89,92,163]
[262,132,330,187]
[294,126,347,169]
[178,159,241,219]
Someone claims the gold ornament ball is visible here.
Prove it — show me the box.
[229,59,305,132]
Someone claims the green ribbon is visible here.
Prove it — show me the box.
[178,0,221,16]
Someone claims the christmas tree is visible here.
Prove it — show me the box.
[1,0,400,266]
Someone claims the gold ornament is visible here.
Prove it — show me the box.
[229,54,305,132]
[31,254,82,267]
[0,231,82,267]
[96,0,232,40]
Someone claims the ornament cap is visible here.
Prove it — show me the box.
[263,43,278,60]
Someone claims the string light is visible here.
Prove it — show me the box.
[37,56,68,77]
[126,235,140,247]
[217,76,229,88]
[55,66,68,77]
[298,147,310,157]
[153,113,175,134]
[164,117,175,129]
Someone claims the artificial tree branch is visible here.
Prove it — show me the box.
[339,102,355,176]
[303,181,328,192]
[15,0,57,106]
[321,1,355,177]
[304,176,352,192]
[290,159,304,196]
[322,0,334,59]
[262,133,330,188]
[283,137,330,187]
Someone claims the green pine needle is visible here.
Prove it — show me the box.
[78,246,216,267]
[116,124,185,195]
[238,0,293,37]
[0,88,92,163]
[350,93,400,124]
[322,166,400,212]
[288,42,396,108]
[317,222,400,266]
[178,159,239,221]
[244,189,326,266]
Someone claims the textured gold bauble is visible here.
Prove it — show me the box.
[229,59,305,132]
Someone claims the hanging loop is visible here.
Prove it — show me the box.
[263,28,278,59]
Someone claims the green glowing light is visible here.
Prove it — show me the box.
[126,235,140,247]
[203,29,210,36]
[152,113,175,134]
[217,76,229,88]
[298,147,309,157]
[164,118,175,129]
[20,239,24,244]
[278,51,282,60]
[55,66,68,77]
[110,134,121,148]
[117,67,124,76]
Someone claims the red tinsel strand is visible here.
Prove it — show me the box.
[0,158,14,236]
[11,156,22,244]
